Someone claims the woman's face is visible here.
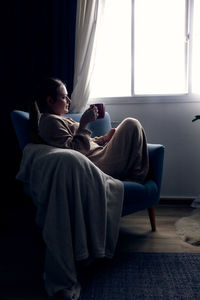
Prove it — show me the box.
[47,84,71,115]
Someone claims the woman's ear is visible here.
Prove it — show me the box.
[45,96,54,107]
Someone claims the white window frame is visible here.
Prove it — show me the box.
[89,0,200,105]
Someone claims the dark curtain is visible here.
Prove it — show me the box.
[0,0,77,211]
[30,0,77,97]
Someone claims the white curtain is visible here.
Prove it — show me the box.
[70,0,105,113]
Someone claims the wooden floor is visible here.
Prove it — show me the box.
[117,204,200,253]
[1,202,200,299]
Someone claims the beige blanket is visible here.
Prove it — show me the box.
[16,143,124,296]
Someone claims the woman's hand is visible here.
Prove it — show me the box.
[79,106,98,129]
[93,128,116,146]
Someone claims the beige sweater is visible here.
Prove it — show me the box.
[39,113,101,155]
[39,114,149,183]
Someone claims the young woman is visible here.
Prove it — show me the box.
[29,77,149,183]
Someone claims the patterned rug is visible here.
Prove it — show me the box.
[79,252,200,300]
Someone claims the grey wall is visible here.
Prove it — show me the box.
[90,97,200,198]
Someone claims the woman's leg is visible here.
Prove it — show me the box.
[92,118,149,183]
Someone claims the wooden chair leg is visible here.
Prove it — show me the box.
[148,206,156,232]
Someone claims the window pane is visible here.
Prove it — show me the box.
[90,0,131,98]
[134,0,186,95]
[192,0,200,94]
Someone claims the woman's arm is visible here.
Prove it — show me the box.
[39,115,92,155]
[39,106,98,155]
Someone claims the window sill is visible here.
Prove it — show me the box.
[88,94,200,105]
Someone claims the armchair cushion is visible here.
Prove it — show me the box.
[122,180,158,216]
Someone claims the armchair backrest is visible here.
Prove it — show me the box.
[10,110,30,151]
[10,110,112,151]
[67,112,112,138]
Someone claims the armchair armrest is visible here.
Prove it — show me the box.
[147,144,165,195]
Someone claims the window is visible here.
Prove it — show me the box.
[134,0,186,95]
[90,0,200,99]
[90,0,132,98]
[191,0,200,94]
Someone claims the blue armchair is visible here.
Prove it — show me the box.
[11,110,164,231]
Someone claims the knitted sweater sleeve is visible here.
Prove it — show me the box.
[39,115,92,155]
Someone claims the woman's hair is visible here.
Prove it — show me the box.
[36,77,65,112]
[29,77,66,143]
